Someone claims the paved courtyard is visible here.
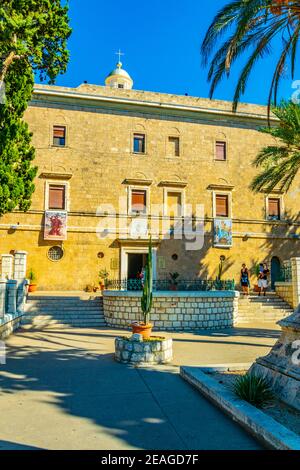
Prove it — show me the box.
[0,323,280,450]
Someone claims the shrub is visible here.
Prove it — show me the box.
[232,373,274,408]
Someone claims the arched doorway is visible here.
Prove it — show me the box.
[271,256,281,290]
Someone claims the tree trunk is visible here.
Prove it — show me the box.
[0,51,19,82]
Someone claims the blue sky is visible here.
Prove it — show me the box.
[47,0,297,105]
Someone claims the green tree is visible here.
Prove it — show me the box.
[0,0,71,215]
[251,101,300,193]
[0,0,71,83]
[201,0,300,112]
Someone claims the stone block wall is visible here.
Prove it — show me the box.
[275,282,294,309]
[103,291,239,331]
[115,337,173,365]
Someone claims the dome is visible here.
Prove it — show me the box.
[105,61,133,90]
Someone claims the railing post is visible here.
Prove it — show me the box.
[6,280,17,315]
[16,279,28,314]
[13,250,27,281]
[1,254,14,279]
[13,251,28,314]
[290,257,300,309]
[0,279,6,319]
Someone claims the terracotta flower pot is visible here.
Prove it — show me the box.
[28,283,37,293]
[131,322,153,339]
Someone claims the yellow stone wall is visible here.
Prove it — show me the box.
[275,282,294,308]
[1,84,300,290]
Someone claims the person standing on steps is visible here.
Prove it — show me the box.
[240,264,250,296]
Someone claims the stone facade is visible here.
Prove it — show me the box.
[0,80,300,290]
[275,282,294,308]
[103,291,239,330]
[115,337,173,365]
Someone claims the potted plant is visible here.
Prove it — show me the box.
[99,269,109,291]
[253,264,261,292]
[131,237,153,339]
[215,255,226,290]
[169,272,179,291]
[28,269,37,293]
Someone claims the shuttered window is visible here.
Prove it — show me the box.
[131,190,147,213]
[215,141,227,161]
[268,198,280,220]
[53,126,66,147]
[168,137,180,157]
[133,134,145,153]
[215,194,229,217]
[48,185,66,210]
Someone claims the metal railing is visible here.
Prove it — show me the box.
[105,278,235,292]
[279,265,292,283]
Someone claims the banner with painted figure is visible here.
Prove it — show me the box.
[214,219,232,247]
[44,211,68,240]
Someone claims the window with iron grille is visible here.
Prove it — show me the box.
[48,246,64,261]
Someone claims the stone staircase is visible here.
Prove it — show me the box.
[22,292,106,329]
[237,292,294,324]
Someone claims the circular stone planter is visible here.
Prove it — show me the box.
[115,336,173,365]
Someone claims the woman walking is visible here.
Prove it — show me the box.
[240,264,250,296]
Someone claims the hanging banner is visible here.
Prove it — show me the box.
[44,211,68,241]
[214,219,232,247]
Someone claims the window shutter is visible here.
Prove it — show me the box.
[216,194,229,217]
[53,126,66,147]
[216,141,226,161]
[49,185,66,210]
[268,198,280,219]
[131,190,146,212]
[53,126,66,138]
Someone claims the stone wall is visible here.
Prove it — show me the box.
[275,282,294,309]
[103,291,239,331]
[115,337,173,365]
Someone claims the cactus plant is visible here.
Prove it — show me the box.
[141,237,153,325]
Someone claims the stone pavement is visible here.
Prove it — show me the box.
[0,323,280,450]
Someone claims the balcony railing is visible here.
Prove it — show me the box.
[105,278,235,292]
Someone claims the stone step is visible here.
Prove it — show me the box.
[25,311,104,318]
[26,300,103,306]
[23,294,106,329]
[22,321,107,328]
[238,307,293,313]
[26,304,103,312]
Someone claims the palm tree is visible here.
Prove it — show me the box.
[251,101,300,192]
[201,0,300,113]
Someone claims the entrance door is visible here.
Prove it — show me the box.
[127,253,147,280]
[271,256,281,290]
